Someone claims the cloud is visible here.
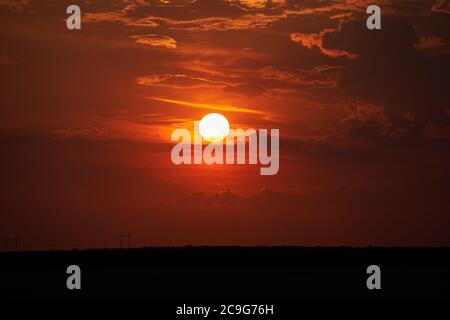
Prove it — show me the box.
[154,183,450,246]
[0,0,28,12]
[432,0,450,14]
[414,36,448,55]
[416,36,446,49]
[84,5,159,28]
[283,1,389,17]
[147,97,266,115]
[336,17,450,135]
[81,0,434,34]
[329,12,353,20]
[290,21,358,60]
[0,55,16,65]
[53,127,109,141]
[238,0,287,9]
[136,74,235,89]
[131,34,177,49]
[223,83,265,96]
[260,65,342,88]
[86,13,281,32]
[238,0,267,9]
[159,13,284,31]
[83,0,286,31]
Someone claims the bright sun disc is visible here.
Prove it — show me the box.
[199,113,230,142]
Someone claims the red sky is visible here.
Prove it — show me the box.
[1,0,450,249]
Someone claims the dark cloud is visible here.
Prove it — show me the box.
[260,64,341,88]
[332,16,450,137]
[140,183,450,246]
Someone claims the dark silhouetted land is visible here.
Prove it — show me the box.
[0,247,449,301]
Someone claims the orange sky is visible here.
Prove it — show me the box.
[1,0,450,249]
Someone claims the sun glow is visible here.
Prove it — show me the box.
[199,113,230,142]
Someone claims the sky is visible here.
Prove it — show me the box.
[1,0,450,249]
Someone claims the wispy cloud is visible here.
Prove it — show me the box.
[148,97,266,115]
[131,34,177,49]
[290,19,358,60]
[431,0,450,14]
[0,55,17,65]
[136,74,237,89]
[416,36,445,49]
[0,0,28,12]
[260,65,342,88]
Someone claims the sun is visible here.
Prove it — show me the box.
[199,113,230,142]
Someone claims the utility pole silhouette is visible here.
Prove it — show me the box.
[120,233,132,249]
[1,236,19,252]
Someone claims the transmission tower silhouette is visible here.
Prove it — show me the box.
[120,233,132,249]
[1,236,19,252]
